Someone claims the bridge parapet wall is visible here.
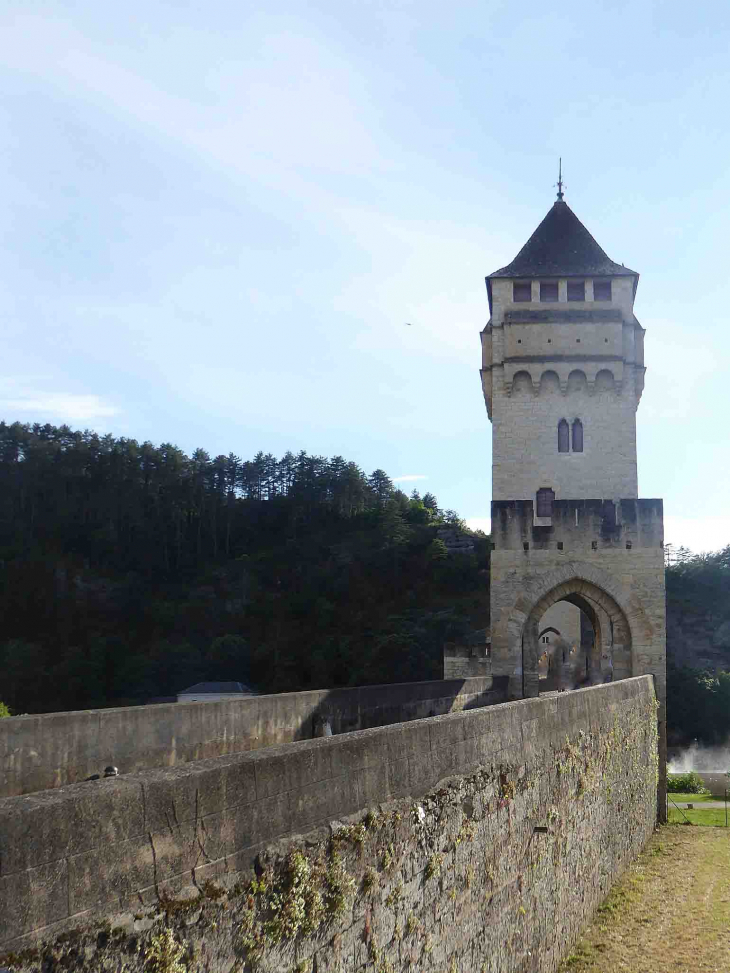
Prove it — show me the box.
[0,676,500,799]
[0,676,658,967]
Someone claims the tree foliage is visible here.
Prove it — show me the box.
[0,421,490,714]
[666,545,730,745]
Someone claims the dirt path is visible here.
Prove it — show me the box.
[672,801,729,810]
[558,825,730,973]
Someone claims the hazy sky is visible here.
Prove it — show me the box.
[2,0,729,552]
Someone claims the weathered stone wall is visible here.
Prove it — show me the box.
[539,599,581,646]
[489,500,666,705]
[0,677,501,799]
[0,677,658,972]
[489,371,640,501]
[488,276,638,329]
[482,274,644,502]
[443,630,491,679]
[442,646,490,679]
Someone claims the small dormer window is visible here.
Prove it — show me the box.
[593,280,612,301]
[567,280,585,301]
[540,281,558,302]
[513,282,531,302]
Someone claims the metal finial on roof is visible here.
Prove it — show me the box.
[556,158,564,201]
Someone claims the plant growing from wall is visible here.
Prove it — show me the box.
[0,686,659,973]
[144,928,187,973]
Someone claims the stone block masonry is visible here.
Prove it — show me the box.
[0,676,500,798]
[0,677,658,973]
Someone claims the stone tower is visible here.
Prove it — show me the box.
[481,191,666,813]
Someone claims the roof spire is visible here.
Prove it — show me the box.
[556,157,564,201]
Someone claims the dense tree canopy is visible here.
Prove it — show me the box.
[0,421,489,714]
[665,545,730,746]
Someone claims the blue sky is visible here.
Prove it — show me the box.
[2,0,729,552]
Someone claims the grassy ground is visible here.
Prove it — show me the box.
[668,806,729,826]
[668,791,729,826]
[558,825,730,972]
[667,792,716,803]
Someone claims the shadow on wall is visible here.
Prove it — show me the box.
[304,675,507,739]
[0,676,507,798]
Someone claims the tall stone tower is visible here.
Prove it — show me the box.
[481,189,666,812]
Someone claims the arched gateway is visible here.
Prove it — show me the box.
[480,190,667,818]
[521,574,634,698]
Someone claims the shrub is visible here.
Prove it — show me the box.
[667,771,708,794]
[0,702,11,718]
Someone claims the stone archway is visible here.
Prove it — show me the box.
[495,559,656,701]
[522,579,632,697]
[522,577,633,696]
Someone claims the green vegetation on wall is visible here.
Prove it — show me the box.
[0,689,658,973]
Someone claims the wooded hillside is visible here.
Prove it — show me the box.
[0,419,728,750]
[0,421,489,714]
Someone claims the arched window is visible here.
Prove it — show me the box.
[572,419,583,452]
[558,419,569,453]
[536,487,555,518]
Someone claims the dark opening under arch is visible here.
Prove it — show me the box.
[520,578,633,699]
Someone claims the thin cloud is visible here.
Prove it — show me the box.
[0,388,120,423]
[393,474,428,483]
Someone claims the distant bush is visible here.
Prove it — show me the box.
[0,701,11,718]
[667,771,708,794]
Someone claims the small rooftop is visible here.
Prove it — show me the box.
[178,681,256,695]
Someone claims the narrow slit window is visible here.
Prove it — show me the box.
[540,281,559,302]
[558,419,569,453]
[536,487,555,518]
[513,281,532,302]
[567,280,585,301]
[572,419,583,452]
[593,280,612,301]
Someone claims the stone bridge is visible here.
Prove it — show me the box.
[0,676,659,973]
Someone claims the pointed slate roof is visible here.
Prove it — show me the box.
[489,201,637,279]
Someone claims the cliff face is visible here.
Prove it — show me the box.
[667,605,730,671]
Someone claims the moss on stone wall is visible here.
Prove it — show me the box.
[0,689,657,973]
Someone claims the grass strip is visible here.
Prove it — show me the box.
[558,825,730,972]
